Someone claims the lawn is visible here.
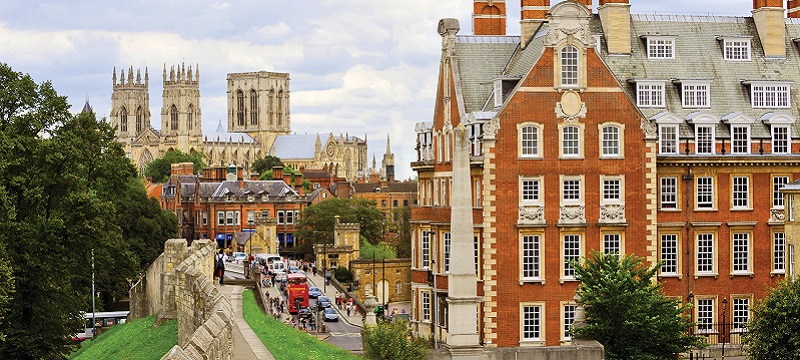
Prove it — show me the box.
[69,315,178,360]
[241,289,363,360]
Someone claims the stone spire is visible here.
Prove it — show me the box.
[446,124,482,358]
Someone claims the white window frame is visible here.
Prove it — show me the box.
[695,125,715,154]
[774,176,790,208]
[681,82,711,108]
[660,233,679,275]
[696,298,714,333]
[732,297,750,331]
[774,231,786,274]
[660,177,678,210]
[421,231,430,269]
[601,176,623,205]
[771,125,791,154]
[444,232,451,273]
[696,176,715,210]
[658,124,678,154]
[731,176,750,210]
[723,37,751,61]
[226,211,235,226]
[235,211,241,225]
[731,232,751,275]
[637,81,666,108]
[647,37,675,59]
[521,303,545,343]
[520,177,543,206]
[697,233,716,275]
[751,82,791,108]
[600,124,622,158]
[731,125,750,154]
[521,234,542,281]
[562,234,581,280]
[519,124,542,158]
[560,45,579,88]
[562,304,577,342]
[561,178,582,205]
[286,210,294,224]
[202,211,208,226]
[494,80,503,108]
[422,291,431,322]
[277,211,285,224]
[561,125,581,157]
[217,211,224,226]
[602,233,621,256]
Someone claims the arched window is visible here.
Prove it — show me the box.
[249,89,258,126]
[187,104,194,131]
[135,106,144,133]
[236,90,245,126]
[561,45,579,87]
[120,106,128,132]
[268,89,275,125]
[277,90,284,126]
[170,105,178,130]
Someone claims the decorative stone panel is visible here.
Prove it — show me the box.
[518,205,545,225]
[598,204,626,224]
[559,205,586,224]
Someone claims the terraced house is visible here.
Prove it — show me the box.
[411,0,800,349]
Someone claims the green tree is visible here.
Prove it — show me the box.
[572,252,704,360]
[144,149,206,182]
[743,278,800,359]
[252,155,284,175]
[362,318,430,360]
[0,63,178,359]
[334,266,353,283]
[388,206,411,258]
[294,198,386,257]
[360,240,397,260]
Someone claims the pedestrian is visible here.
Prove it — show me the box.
[338,293,343,309]
[216,250,225,285]
[346,304,352,316]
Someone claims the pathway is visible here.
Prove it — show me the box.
[217,284,275,360]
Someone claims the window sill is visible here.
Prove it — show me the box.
[559,277,579,284]
[730,272,754,278]
[659,208,682,212]
[518,156,543,161]
[730,208,753,212]
[694,208,718,212]
[599,155,624,160]
[519,340,546,347]
[558,156,585,160]
[658,274,683,279]
[770,271,786,277]
[694,273,718,279]
[519,279,545,285]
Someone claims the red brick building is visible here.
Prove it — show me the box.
[411,0,800,349]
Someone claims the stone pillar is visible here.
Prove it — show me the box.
[446,125,482,359]
[363,293,379,327]
[162,239,189,320]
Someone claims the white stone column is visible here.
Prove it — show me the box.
[446,124,482,359]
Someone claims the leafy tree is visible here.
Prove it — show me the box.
[743,278,800,359]
[334,266,353,283]
[252,155,284,175]
[572,252,704,360]
[388,206,411,258]
[360,240,397,260]
[144,149,206,182]
[294,198,386,257]
[362,318,430,360]
[0,63,178,359]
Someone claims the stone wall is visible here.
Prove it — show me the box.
[426,339,604,360]
[129,238,233,360]
[351,258,412,305]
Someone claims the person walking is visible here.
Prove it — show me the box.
[216,250,226,285]
[346,303,352,316]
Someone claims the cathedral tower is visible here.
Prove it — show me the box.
[227,71,291,151]
[161,63,202,151]
[111,66,150,141]
[381,134,395,182]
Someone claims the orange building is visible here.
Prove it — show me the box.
[411,0,800,349]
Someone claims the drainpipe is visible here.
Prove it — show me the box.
[682,166,694,300]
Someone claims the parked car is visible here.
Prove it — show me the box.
[274,271,287,283]
[232,252,247,263]
[317,296,332,308]
[289,266,300,273]
[308,286,322,298]
[323,308,339,322]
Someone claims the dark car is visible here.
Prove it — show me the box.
[317,296,332,308]
[298,307,312,319]
[308,286,322,298]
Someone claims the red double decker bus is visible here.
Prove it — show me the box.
[286,273,309,314]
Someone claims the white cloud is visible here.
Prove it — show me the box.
[211,2,231,11]
[254,23,292,39]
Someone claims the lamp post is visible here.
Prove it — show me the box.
[91,249,96,340]
[721,297,728,359]
[687,292,694,335]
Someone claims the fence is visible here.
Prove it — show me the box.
[691,323,746,346]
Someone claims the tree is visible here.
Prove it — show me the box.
[360,240,397,260]
[252,155,284,175]
[743,278,800,359]
[388,206,411,258]
[144,149,206,182]
[572,252,704,360]
[0,63,178,359]
[362,318,430,360]
[294,198,386,257]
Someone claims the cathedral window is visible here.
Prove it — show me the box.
[170,105,178,131]
[277,90,284,126]
[187,104,194,131]
[250,90,258,126]
[237,90,245,126]
[268,90,275,125]
[136,106,144,133]
[120,106,128,133]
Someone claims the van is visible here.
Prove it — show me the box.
[272,260,286,274]
[254,253,281,273]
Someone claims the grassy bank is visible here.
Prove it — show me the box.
[241,289,362,360]
[70,315,178,360]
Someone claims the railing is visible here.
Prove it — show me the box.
[691,323,746,346]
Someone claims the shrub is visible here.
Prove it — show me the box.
[362,318,429,360]
[334,266,353,283]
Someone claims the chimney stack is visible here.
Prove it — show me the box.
[598,0,631,54]
[520,0,549,48]
[752,0,786,58]
[473,0,507,35]
[272,166,284,181]
[789,0,800,17]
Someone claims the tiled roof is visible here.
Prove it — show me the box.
[455,36,521,114]
[271,134,318,160]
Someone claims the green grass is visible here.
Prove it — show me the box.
[69,315,178,360]
[242,289,363,360]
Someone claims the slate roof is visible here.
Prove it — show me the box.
[455,35,521,114]
[271,134,318,160]
[597,14,800,140]
[351,182,417,193]
[209,180,298,198]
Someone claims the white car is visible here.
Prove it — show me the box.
[232,252,247,263]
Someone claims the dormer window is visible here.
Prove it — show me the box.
[761,113,797,154]
[652,112,683,155]
[645,36,675,59]
[722,113,756,155]
[746,81,792,108]
[493,77,520,108]
[719,37,752,61]
[635,80,666,108]
[687,112,721,155]
[676,80,711,108]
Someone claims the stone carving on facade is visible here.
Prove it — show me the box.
[559,205,586,224]
[544,3,594,47]
[641,118,658,139]
[483,117,500,138]
[770,208,786,223]
[599,204,626,224]
[518,205,545,225]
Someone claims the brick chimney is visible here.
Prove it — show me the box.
[520,0,548,48]
[473,0,507,35]
[789,0,800,17]
[598,0,631,54]
[753,0,786,58]
[293,174,304,196]
[272,166,284,181]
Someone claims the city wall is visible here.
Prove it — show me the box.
[427,339,603,360]
[129,238,233,360]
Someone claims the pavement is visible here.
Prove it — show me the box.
[218,266,274,360]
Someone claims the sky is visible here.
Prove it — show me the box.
[0,0,756,180]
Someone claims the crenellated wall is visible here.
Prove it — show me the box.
[129,238,233,360]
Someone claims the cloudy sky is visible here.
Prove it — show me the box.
[1,0,755,179]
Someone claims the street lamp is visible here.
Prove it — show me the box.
[721,297,728,359]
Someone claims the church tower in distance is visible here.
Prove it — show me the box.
[110,66,150,142]
[226,71,291,152]
[161,63,202,152]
